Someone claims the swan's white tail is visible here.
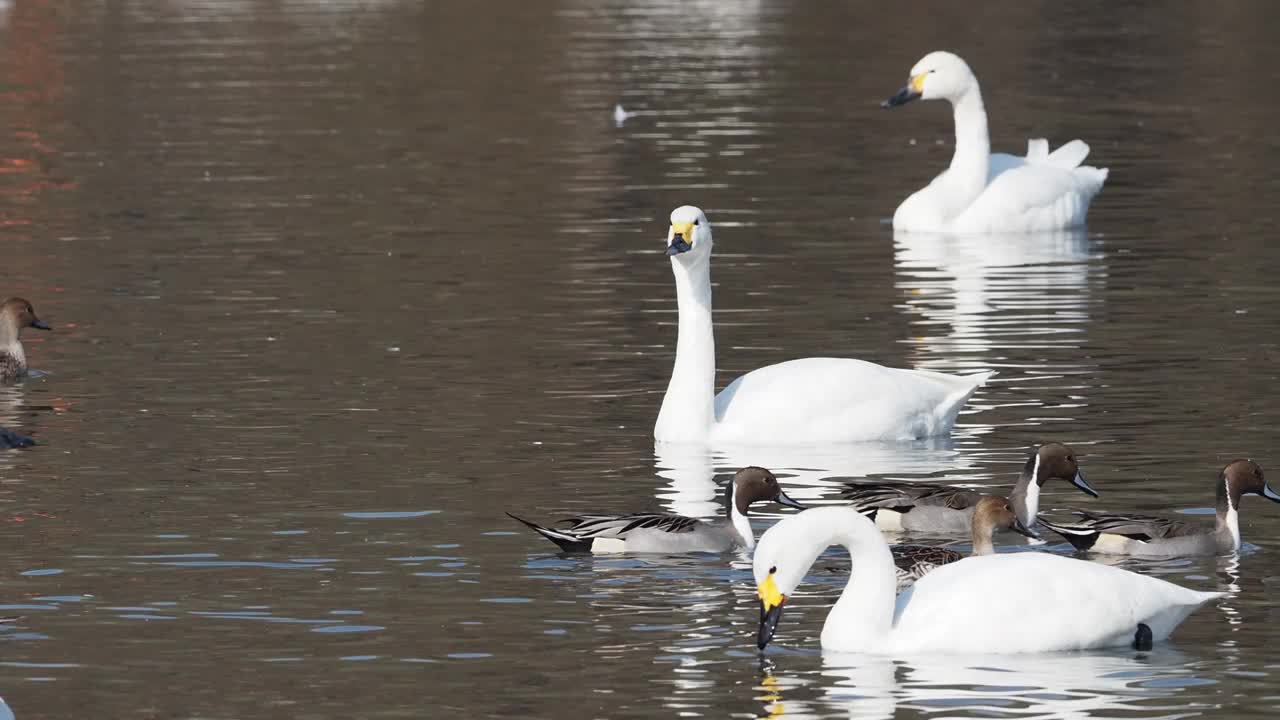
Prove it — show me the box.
[1047,140,1091,169]
[1025,138,1093,171]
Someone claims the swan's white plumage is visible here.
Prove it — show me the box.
[753,507,1222,654]
[711,358,988,444]
[887,51,1107,234]
[655,205,990,445]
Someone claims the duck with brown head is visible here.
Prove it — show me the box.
[0,297,51,382]
[507,466,804,554]
[890,496,1037,590]
[841,442,1096,536]
[1040,460,1278,557]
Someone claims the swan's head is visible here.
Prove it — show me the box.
[665,205,712,260]
[752,507,854,650]
[882,51,977,108]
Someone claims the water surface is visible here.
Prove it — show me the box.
[1,1,1279,717]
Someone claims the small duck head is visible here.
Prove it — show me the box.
[729,466,805,516]
[882,50,978,108]
[1031,442,1096,497]
[1219,459,1279,507]
[971,495,1037,553]
[0,298,50,340]
[665,205,713,262]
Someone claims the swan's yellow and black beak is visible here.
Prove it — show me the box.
[882,72,927,109]
[757,573,787,650]
[666,222,694,256]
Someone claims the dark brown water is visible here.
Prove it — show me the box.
[1,1,1279,718]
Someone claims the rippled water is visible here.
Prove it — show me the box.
[1,1,1279,718]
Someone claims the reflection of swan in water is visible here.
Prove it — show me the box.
[894,228,1100,372]
[653,440,976,520]
[813,649,1203,720]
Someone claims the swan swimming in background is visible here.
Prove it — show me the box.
[753,507,1223,654]
[655,205,992,445]
[882,51,1107,233]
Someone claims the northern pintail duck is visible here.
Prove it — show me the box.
[1040,459,1278,558]
[840,442,1096,534]
[0,298,51,382]
[891,496,1036,590]
[753,507,1223,653]
[507,467,803,553]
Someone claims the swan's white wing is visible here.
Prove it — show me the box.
[954,160,1106,233]
[889,552,1222,653]
[711,358,990,444]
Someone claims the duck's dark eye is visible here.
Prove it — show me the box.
[768,565,777,575]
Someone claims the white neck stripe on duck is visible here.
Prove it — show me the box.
[725,479,755,549]
[1217,472,1242,551]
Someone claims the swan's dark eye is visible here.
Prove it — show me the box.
[768,565,777,575]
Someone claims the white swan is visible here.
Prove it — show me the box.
[753,507,1223,654]
[882,51,1107,233]
[656,205,991,445]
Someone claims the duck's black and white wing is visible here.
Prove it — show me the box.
[1039,510,1196,550]
[841,481,981,515]
[891,544,964,591]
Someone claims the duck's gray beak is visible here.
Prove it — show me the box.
[881,85,921,109]
[30,319,50,331]
[1261,482,1280,503]
[1070,470,1099,498]
[774,489,805,510]
[1010,515,1039,540]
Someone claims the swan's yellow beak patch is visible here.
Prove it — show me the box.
[670,222,694,241]
[758,574,784,611]
[910,73,928,94]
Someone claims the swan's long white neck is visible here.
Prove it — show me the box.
[941,85,991,217]
[655,254,716,441]
[810,511,898,651]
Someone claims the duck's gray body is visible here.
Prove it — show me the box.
[841,443,1093,535]
[1040,460,1279,558]
[510,512,745,554]
[1042,512,1235,558]
[507,466,803,555]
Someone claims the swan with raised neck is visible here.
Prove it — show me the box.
[754,506,1223,654]
[655,205,992,445]
[882,51,1107,233]
[0,297,51,382]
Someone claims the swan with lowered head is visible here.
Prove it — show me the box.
[753,507,1223,654]
[882,51,1107,233]
[656,206,992,445]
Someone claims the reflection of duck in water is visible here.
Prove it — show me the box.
[0,426,34,448]
[0,297,51,382]
[507,467,802,553]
